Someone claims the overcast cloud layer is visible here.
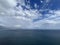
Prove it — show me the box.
[0,0,60,29]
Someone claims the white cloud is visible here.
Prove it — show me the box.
[14,25,21,28]
[0,0,60,29]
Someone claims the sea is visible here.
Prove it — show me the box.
[0,29,60,45]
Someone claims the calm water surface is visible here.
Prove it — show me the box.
[0,29,60,45]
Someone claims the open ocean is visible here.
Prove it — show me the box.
[0,29,60,45]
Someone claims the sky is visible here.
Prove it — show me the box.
[0,0,60,29]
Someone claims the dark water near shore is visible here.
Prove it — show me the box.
[0,29,60,45]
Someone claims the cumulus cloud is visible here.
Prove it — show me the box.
[0,0,60,29]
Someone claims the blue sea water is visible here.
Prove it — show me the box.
[0,29,60,45]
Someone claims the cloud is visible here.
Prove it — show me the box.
[0,0,60,29]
